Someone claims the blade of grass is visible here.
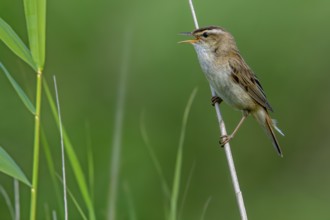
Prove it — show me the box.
[178,161,196,220]
[23,0,46,70]
[0,18,36,70]
[52,211,57,220]
[14,180,20,220]
[41,128,64,216]
[123,182,137,220]
[107,28,131,220]
[43,204,51,220]
[85,122,94,202]
[37,0,46,69]
[43,79,95,220]
[56,174,88,220]
[140,110,171,217]
[0,185,15,220]
[0,147,31,186]
[200,196,212,220]
[53,75,68,220]
[140,111,170,199]
[0,63,36,114]
[66,189,88,220]
[169,87,198,220]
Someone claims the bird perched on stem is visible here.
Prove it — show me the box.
[180,26,284,156]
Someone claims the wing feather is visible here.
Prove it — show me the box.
[229,51,273,111]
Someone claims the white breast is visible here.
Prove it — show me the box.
[193,44,256,110]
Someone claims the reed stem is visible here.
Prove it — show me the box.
[187,1,248,219]
[30,69,43,220]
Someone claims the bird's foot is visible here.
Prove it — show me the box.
[211,96,222,106]
[219,134,233,147]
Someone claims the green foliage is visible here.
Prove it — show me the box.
[0,63,36,114]
[66,188,88,220]
[0,185,15,220]
[1,0,330,219]
[140,112,171,199]
[44,80,96,220]
[40,129,64,216]
[169,88,198,220]
[23,0,46,70]
[0,147,30,186]
[0,18,36,70]
[123,183,137,220]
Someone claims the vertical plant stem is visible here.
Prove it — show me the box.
[169,88,198,220]
[178,161,195,219]
[200,196,212,220]
[52,211,57,220]
[14,180,20,220]
[0,185,15,219]
[107,29,131,220]
[30,69,43,220]
[43,80,96,220]
[85,123,94,202]
[53,76,68,220]
[188,1,248,219]
[41,128,64,216]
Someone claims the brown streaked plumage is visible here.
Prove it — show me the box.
[180,26,284,156]
[228,50,273,111]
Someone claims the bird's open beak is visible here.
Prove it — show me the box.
[178,39,199,44]
[178,31,199,44]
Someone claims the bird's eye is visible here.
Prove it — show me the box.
[202,32,208,38]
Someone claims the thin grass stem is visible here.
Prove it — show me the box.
[43,80,96,220]
[85,122,94,202]
[53,76,68,220]
[123,182,137,220]
[187,1,248,219]
[41,128,64,216]
[64,180,88,220]
[140,111,171,199]
[178,161,196,219]
[200,196,212,220]
[107,28,131,220]
[52,210,57,220]
[14,179,20,220]
[169,88,198,220]
[44,204,51,220]
[0,185,15,220]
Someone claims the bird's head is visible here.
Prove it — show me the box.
[180,26,235,53]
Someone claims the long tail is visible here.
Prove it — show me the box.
[253,108,284,157]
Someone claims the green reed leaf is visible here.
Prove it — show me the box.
[0,63,36,114]
[23,0,46,70]
[0,147,31,186]
[0,18,36,70]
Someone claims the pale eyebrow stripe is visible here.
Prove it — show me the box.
[208,29,224,34]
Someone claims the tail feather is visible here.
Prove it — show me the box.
[265,116,283,157]
[253,109,283,157]
[272,119,285,136]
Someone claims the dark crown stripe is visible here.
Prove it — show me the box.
[192,26,225,34]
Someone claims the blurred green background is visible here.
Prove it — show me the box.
[1,0,330,219]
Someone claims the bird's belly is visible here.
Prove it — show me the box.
[205,68,256,111]
[194,45,256,110]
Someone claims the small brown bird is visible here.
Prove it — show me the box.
[180,26,284,156]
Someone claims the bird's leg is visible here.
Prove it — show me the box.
[211,96,222,106]
[220,111,249,147]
